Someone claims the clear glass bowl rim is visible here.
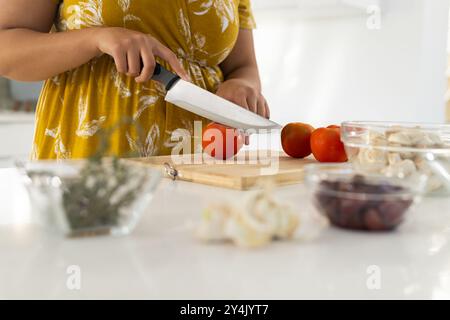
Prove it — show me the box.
[304,163,428,201]
[341,121,450,154]
[17,159,161,179]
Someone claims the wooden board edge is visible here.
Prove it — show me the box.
[240,170,306,190]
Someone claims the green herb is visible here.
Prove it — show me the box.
[61,157,146,233]
[60,121,147,235]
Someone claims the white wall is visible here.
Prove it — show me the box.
[253,0,450,127]
[0,114,35,167]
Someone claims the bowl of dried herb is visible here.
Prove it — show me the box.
[17,156,161,237]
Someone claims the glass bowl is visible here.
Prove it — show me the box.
[17,158,161,237]
[305,163,428,231]
[341,121,450,196]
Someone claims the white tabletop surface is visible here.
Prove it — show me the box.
[1,166,450,300]
[0,112,35,124]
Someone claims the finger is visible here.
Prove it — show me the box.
[257,97,266,118]
[112,51,127,74]
[264,100,271,119]
[135,46,156,83]
[235,96,249,110]
[217,90,249,111]
[153,42,189,80]
[222,94,249,110]
[126,47,141,76]
[247,95,258,113]
[216,91,234,103]
[215,88,228,99]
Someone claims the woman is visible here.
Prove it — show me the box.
[0,0,269,159]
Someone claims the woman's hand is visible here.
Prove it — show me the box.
[95,27,189,83]
[216,78,270,119]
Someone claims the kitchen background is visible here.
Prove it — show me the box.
[0,0,449,166]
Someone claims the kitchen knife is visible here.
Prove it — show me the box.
[151,63,282,130]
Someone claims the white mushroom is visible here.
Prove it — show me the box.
[424,176,444,192]
[195,204,233,242]
[365,131,388,146]
[274,205,301,239]
[387,153,402,165]
[224,210,274,248]
[414,132,443,148]
[356,128,448,193]
[387,131,413,146]
[244,191,300,239]
[356,148,388,173]
[415,157,443,191]
[381,159,417,178]
[195,186,302,248]
[387,128,443,148]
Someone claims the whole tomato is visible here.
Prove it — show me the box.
[281,123,315,158]
[202,122,244,160]
[310,126,348,163]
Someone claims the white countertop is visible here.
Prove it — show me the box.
[0,112,35,124]
[1,167,450,300]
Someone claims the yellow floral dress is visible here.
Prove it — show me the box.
[32,0,256,160]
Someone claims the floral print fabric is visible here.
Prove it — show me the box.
[33,0,256,159]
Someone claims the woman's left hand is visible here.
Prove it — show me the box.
[216,78,270,119]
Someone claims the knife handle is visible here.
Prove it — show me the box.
[151,63,181,90]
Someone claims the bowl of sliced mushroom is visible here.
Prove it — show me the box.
[341,122,450,196]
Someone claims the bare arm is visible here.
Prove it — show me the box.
[0,0,187,82]
[218,29,269,118]
[220,29,261,91]
[0,0,101,81]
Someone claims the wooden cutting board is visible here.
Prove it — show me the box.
[127,150,316,190]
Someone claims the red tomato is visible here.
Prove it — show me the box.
[202,123,244,160]
[281,123,315,159]
[311,126,348,163]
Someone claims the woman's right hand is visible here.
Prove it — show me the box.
[94,27,189,83]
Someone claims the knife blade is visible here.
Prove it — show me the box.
[151,63,282,130]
